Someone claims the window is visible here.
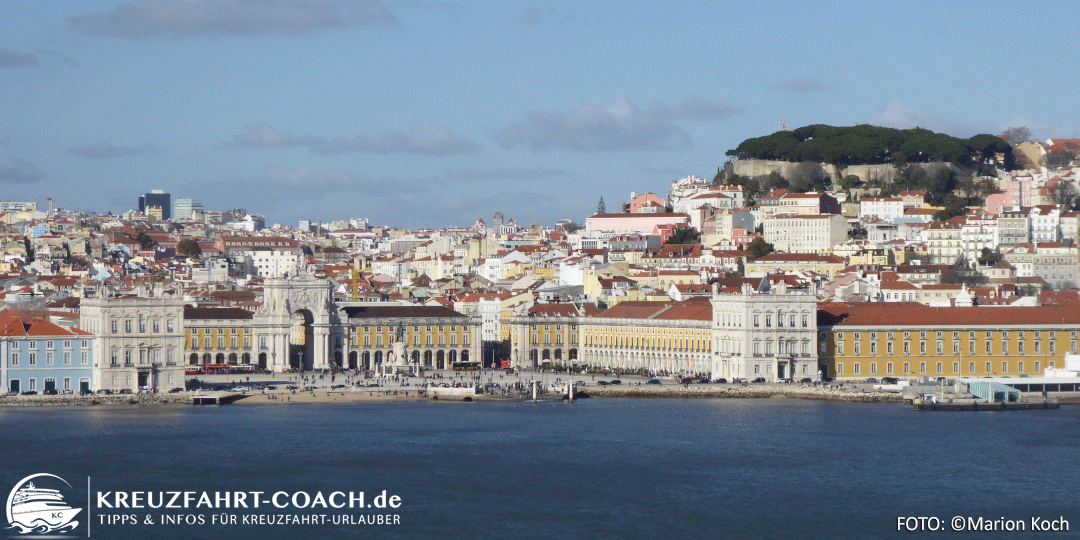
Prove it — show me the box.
[1018,342,1024,354]
[837,343,843,356]
[936,362,942,374]
[903,362,910,374]
[1001,361,1008,373]
[153,320,160,333]
[204,337,211,349]
[790,315,797,328]
[125,350,132,365]
[936,342,943,354]
[969,342,975,355]
[1019,361,1025,373]
[985,361,991,373]
[139,319,146,333]
[28,353,36,366]
[1002,342,1009,355]
[167,319,175,333]
[63,352,70,365]
[986,342,991,354]
[887,362,893,374]
[854,342,860,355]
[125,320,132,333]
[754,315,760,328]
[111,320,118,334]
[854,363,860,375]
[903,342,910,354]
[802,315,808,327]
[920,342,926,355]
[887,342,893,354]
[1035,361,1041,372]
[870,342,877,354]
[953,361,959,374]
[870,363,877,374]
[10,352,17,366]
[837,363,843,374]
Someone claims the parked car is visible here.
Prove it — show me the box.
[596,380,609,386]
[751,377,766,383]
[679,378,695,385]
[646,379,661,385]
[231,386,246,392]
[286,384,299,390]
[864,377,878,383]
[799,378,813,384]
[168,388,184,393]
[712,378,728,384]
[609,379,622,385]
[118,389,134,394]
[331,384,346,389]
[880,377,899,385]
[265,385,277,390]
[96,389,113,395]
[20,390,38,395]
[43,389,58,395]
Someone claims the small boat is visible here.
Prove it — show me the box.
[7,482,81,534]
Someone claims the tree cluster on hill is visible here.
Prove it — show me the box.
[725,124,1013,169]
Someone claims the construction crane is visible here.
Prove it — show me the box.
[779,121,791,132]
[528,221,547,229]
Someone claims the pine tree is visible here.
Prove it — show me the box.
[597,196,606,214]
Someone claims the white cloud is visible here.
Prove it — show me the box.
[0,155,47,183]
[231,122,480,155]
[870,103,1080,140]
[494,96,741,152]
[67,142,157,159]
[68,0,397,39]
[0,48,40,68]
[442,167,568,182]
[869,102,996,138]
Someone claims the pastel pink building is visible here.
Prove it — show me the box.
[585,212,690,235]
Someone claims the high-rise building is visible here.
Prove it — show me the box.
[174,198,203,220]
[138,190,171,220]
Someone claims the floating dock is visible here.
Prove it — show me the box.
[914,401,1060,412]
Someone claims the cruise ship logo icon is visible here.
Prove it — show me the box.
[5,474,82,535]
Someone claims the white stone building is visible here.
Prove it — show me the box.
[711,282,819,382]
[79,296,186,393]
[762,214,847,253]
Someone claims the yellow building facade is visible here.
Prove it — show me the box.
[820,303,1079,379]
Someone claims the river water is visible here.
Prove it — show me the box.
[1,399,1077,539]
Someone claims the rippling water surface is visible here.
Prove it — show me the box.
[1,399,1077,539]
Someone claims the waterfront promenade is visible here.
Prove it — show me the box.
[0,369,905,406]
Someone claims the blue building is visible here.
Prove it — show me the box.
[1,312,94,394]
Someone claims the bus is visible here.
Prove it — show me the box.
[451,361,481,371]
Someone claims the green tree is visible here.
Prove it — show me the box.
[135,232,154,250]
[665,227,700,245]
[176,239,202,259]
[932,195,968,221]
[168,222,184,234]
[745,237,774,258]
[712,166,724,186]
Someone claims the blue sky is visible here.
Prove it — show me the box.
[2,0,1078,229]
